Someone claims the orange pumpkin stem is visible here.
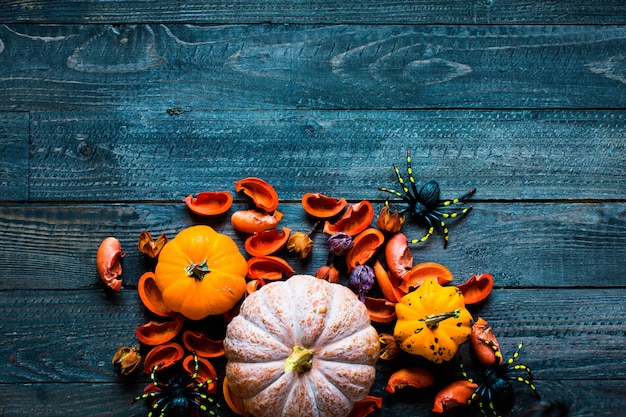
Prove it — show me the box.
[425,308,461,330]
[284,346,313,374]
[185,260,210,280]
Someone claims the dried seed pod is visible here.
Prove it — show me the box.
[287,231,314,258]
[112,346,142,376]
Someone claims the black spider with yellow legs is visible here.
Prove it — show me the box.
[131,351,221,417]
[378,150,475,248]
[461,340,540,417]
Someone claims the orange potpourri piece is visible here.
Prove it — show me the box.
[373,260,404,303]
[457,273,494,305]
[143,342,185,373]
[223,377,250,417]
[138,230,167,258]
[231,209,284,234]
[385,367,434,393]
[135,315,185,346]
[347,395,383,417]
[301,192,348,218]
[398,262,454,293]
[470,317,501,366]
[346,228,385,272]
[96,236,124,292]
[244,227,291,256]
[184,191,233,216]
[246,255,295,281]
[323,200,374,236]
[235,177,279,212]
[137,271,171,317]
[385,232,413,281]
[182,330,225,358]
[364,296,397,323]
[432,380,478,413]
[182,354,218,391]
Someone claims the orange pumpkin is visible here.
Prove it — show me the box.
[224,275,380,417]
[154,225,248,320]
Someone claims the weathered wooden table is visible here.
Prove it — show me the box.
[1,2,625,416]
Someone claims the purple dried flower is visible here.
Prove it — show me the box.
[349,264,375,303]
[327,232,353,256]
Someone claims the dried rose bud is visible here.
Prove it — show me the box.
[349,264,375,302]
[327,232,353,256]
[287,232,314,258]
[315,265,340,283]
[379,333,400,360]
[376,205,405,233]
[112,346,142,376]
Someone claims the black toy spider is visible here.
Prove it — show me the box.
[379,150,475,248]
[461,340,541,417]
[131,352,222,417]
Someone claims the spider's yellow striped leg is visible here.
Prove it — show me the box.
[405,149,421,198]
[407,216,435,245]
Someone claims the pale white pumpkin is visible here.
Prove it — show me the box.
[224,275,380,417]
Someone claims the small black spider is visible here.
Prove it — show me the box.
[461,340,540,417]
[378,150,475,248]
[131,352,221,417]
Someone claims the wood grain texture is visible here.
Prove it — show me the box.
[0,24,625,111]
[0,202,624,291]
[1,1,626,24]
[26,110,626,201]
[0,380,624,417]
[0,112,29,200]
[0,288,624,381]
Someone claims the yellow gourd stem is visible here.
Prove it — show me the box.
[284,346,314,374]
[424,308,461,330]
[184,260,210,280]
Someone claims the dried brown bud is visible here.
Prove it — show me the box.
[376,205,405,233]
[379,333,400,360]
[287,232,314,258]
[112,346,142,376]
[315,265,340,283]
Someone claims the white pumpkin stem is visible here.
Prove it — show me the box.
[284,346,313,374]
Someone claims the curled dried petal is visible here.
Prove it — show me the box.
[184,191,233,216]
[347,396,382,417]
[365,296,396,323]
[182,330,225,358]
[385,367,434,393]
[235,177,279,212]
[182,355,218,392]
[458,273,494,305]
[301,192,348,218]
[398,262,454,293]
[346,228,385,272]
[244,227,291,257]
[433,380,478,413]
[247,256,295,281]
[323,200,374,236]
[135,315,185,346]
[471,317,502,366]
[143,342,185,373]
[137,271,171,317]
[96,237,125,292]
